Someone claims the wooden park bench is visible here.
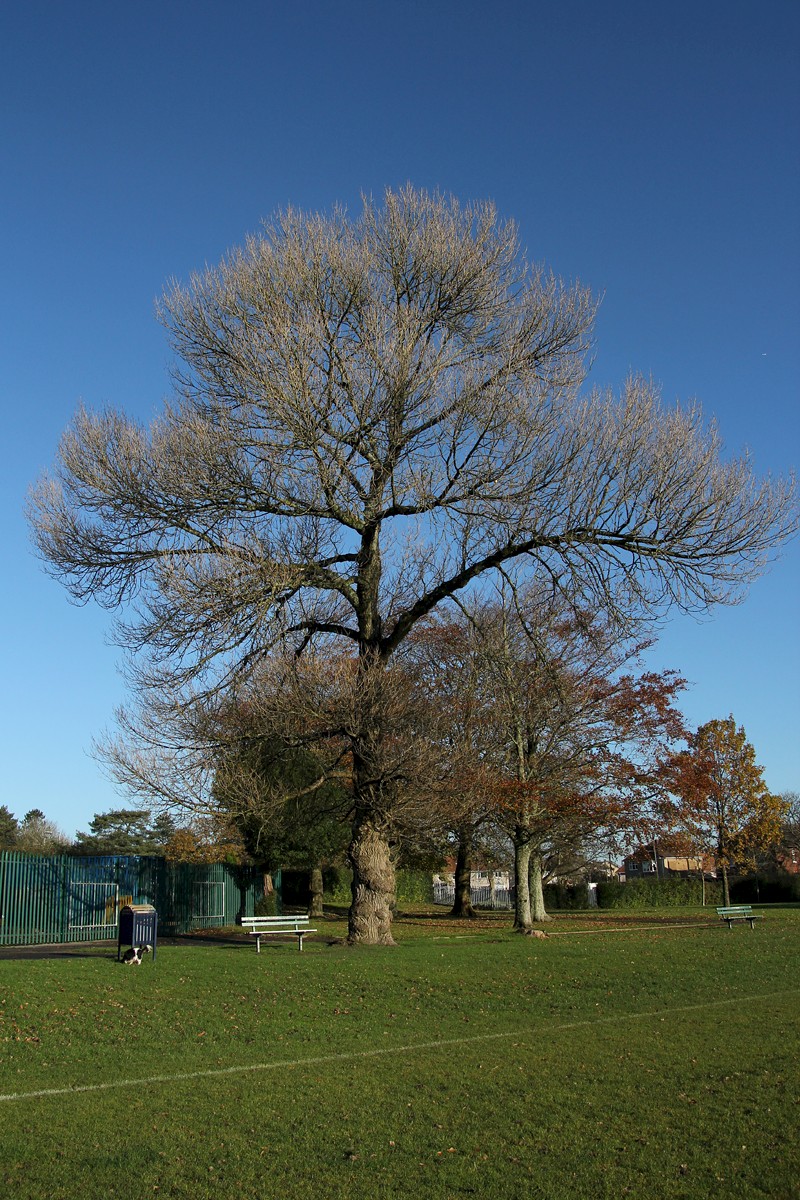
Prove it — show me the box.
[716,905,761,930]
[240,915,316,952]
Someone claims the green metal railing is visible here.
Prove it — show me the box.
[0,852,268,946]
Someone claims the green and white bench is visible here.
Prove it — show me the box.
[716,905,761,930]
[240,915,316,952]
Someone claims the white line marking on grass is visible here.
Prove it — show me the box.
[545,921,714,935]
[430,920,718,939]
[1,989,795,1105]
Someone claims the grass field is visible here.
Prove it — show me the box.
[1,906,798,1199]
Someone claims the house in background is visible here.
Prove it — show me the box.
[774,846,799,875]
[434,863,512,891]
[622,840,715,881]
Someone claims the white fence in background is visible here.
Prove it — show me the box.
[432,882,514,910]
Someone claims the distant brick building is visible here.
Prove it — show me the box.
[622,840,715,881]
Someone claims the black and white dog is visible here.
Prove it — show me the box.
[121,944,152,965]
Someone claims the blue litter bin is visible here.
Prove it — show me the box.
[118,904,158,963]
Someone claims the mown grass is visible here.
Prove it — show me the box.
[1,906,798,1199]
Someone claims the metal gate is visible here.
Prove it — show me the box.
[191,880,225,924]
[67,881,122,937]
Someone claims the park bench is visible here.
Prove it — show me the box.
[240,915,316,952]
[716,905,761,930]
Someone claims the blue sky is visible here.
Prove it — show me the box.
[2,1,798,838]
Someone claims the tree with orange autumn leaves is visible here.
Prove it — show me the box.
[486,636,687,928]
[659,716,787,905]
[163,815,252,865]
[403,615,506,917]
[407,591,688,929]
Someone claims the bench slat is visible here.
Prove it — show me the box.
[241,916,311,926]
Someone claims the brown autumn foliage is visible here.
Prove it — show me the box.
[405,593,688,927]
[660,715,787,903]
[164,817,252,865]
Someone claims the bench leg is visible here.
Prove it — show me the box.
[255,935,261,953]
[297,934,304,952]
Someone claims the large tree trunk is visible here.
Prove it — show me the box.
[450,827,477,919]
[721,861,730,907]
[347,813,396,945]
[513,836,533,931]
[308,866,324,918]
[346,574,399,945]
[528,851,553,922]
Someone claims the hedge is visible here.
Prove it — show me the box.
[542,882,590,910]
[596,876,723,908]
[730,872,800,904]
[322,867,433,906]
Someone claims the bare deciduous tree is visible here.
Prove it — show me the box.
[28,186,797,942]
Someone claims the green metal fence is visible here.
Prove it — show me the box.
[0,852,268,946]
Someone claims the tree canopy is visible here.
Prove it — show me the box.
[14,809,71,855]
[411,590,688,927]
[0,805,19,850]
[71,808,177,856]
[212,734,351,873]
[660,716,787,904]
[28,186,797,942]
